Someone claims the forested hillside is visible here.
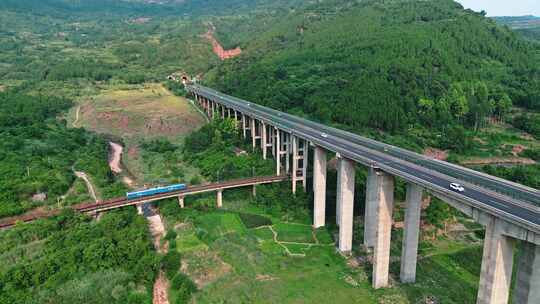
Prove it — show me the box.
[207,0,540,148]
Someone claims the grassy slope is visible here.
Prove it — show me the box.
[72,83,206,186]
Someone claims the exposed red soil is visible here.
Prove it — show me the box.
[423,147,448,161]
[153,271,170,304]
[203,26,242,60]
[511,144,526,156]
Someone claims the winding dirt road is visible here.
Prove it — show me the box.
[74,171,98,202]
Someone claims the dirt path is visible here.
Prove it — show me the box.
[74,171,98,202]
[153,271,170,304]
[72,105,81,127]
[108,142,136,187]
[145,208,170,304]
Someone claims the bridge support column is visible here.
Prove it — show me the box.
[301,141,308,191]
[269,127,279,157]
[217,190,223,208]
[337,157,355,253]
[136,204,143,215]
[262,122,267,159]
[313,146,327,228]
[400,183,423,283]
[242,114,247,138]
[285,133,291,173]
[206,99,211,117]
[514,242,540,304]
[251,118,257,150]
[364,168,378,247]
[477,217,515,304]
[372,171,394,289]
[178,196,184,209]
[276,129,281,175]
[292,136,298,194]
[252,185,257,197]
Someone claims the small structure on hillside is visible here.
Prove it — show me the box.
[234,147,247,156]
[31,193,47,202]
[167,72,191,84]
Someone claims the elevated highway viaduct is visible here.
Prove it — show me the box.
[187,84,540,304]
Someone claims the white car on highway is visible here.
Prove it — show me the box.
[449,183,465,192]
[321,133,328,138]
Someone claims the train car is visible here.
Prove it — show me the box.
[126,184,186,200]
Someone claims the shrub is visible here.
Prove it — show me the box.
[164,230,177,241]
[171,273,197,293]
[238,213,272,228]
[162,251,182,280]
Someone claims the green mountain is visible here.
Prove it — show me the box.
[207,0,540,136]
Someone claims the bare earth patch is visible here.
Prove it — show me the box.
[423,147,448,161]
[75,84,206,140]
[153,271,170,304]
[109,142,124,174]
[147,214,167,253]
[181,250,232,288]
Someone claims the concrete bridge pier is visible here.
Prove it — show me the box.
[217,190,223,208]
[400,183,423,283]
[242,114,247,138]
[284,133,291,173]
[371,171,395,289]
[477,217,516,304]
[136,204,143,215]
[336,156,356,253]
[276,129,281,175]
[364,168,378,247]
[301,140,308,190]
[262,122,268,159]
[271,127,276,157]
[291,136,307,194]
[514,242,540,304]
[313,146,327,228]
[178,196,185,209]
[292,136,298,193]
[251,118,257,150]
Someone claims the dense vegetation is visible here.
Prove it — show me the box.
[0,90,124,217]
[207,0,540,151]
[183,118,274,181]
[0,209,159,304]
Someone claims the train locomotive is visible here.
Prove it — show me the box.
[126,184,186,200]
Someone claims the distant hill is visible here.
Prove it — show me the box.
[493,15,540,42]
[207,0,540,135]
[492,15,540,29]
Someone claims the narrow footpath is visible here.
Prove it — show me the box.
[74,171,98,202]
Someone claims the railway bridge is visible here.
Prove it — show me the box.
[187,84,540,304]
[0,175,286,229]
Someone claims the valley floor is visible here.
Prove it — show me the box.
[158,191,485,304]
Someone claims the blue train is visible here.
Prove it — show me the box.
[126,184,186,200]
